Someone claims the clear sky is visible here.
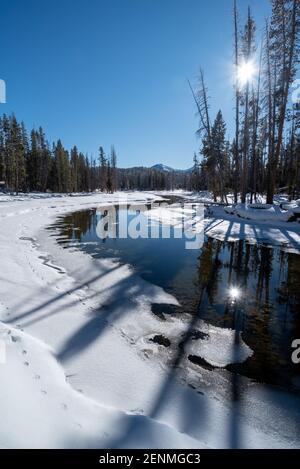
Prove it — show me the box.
[0,0,271,169]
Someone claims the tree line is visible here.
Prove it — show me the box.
[190,0,299,203]
[0,112,193,193]
[118,167,191,191]
[1,1,298,199]
[0,113,118,194]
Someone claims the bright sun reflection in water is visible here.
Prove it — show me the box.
[237,60,256,86]
[229,286,240,300]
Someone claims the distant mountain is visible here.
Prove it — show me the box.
[151,164,174,172]
[151,164,193,173]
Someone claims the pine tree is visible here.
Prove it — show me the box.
[10,115,26,193]
[70,146,79,192]
[99,146,107,192]
[110,146,118,192]
[240,7,256,203]
[266,0,299,203]
[38,127,51,192]
[209,110,228,202]
[233,0,240,203]
[0,116,6,183]
[27,130,39,191]
[55,140,70,193]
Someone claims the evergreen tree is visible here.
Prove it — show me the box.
[99,146,107,192]
[110,146,118,192]
[55,140,70,193]
[203,110,228,202]
[266,0,299,203]
[70,146,79,192]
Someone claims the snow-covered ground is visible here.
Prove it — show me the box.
[0,191,300,449]
[205,205,300,253]
[150,191,300,254]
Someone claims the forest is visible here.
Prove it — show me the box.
[1,0,300,455]
[0,0,299,201]
[190,0,299,203]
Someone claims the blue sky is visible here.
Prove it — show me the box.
[0,0,270,169]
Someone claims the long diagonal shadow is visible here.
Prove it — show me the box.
[56,273,142,362]
[5,214,250,447]
[279,227,300,250]
[228,300,243,449]
[106,254,224,448]
[18,275,131,329]
[5,264,121,326]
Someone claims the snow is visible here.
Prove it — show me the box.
[232,203,292,222]
[130,314,253,369]
[0,322,201,449]
[0,191,300,448]
[147,203,199,229]
[184,321,253,368]
[147,192,300,253]
[205,205,300,253]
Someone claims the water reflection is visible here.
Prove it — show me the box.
[196,238,300,389]
[50,207,300,392]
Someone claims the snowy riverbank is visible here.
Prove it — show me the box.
[151,191,300,254]
[1,191,300,448]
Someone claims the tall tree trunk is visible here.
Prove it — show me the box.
[250,45,262,203]
[267,0,298,203]
[233,0,240,204]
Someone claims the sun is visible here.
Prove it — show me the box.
[237,60,256,87]
[229,286,240,301]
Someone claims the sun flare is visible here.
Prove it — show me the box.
[229,286,241,300]
[237,60,256,86]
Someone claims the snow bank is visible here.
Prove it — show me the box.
[132,315,253,369]
[143,198,300,253]
[207,205,300,253]
[223,202,293,222]
[0,191,299,448]
[0,322,201,449]
[184,321,253,368]
[234,204,292,222]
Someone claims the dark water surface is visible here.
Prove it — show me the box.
[50,203,300,393]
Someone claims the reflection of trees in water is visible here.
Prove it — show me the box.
[55,210,300,389]
[195,238,223,307]
[244,246,279,384]
[277,251,300,323]
[195,238,300,388]
[57,210,95,242]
